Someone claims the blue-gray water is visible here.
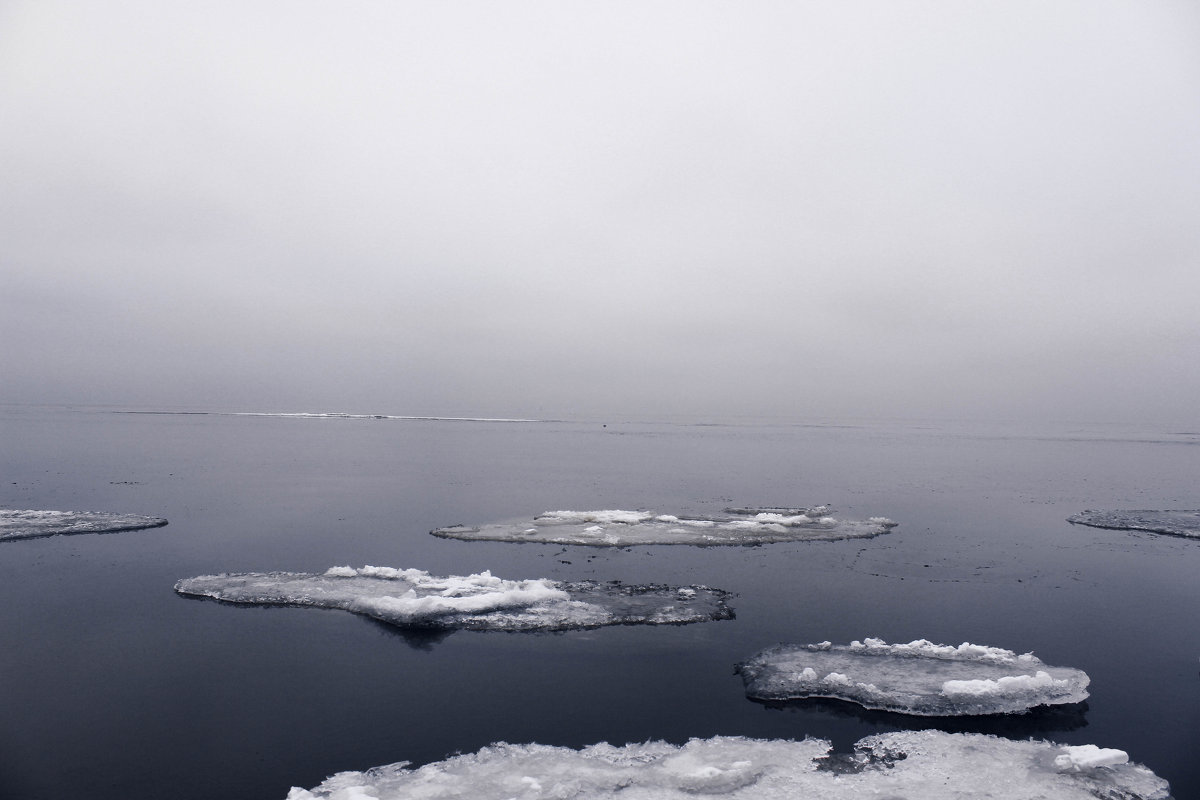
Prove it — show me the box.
[1,406,1197,799]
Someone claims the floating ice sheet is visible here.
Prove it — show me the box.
[0,509,168,541]
[737,638,1090,716]
[1068,509,1200,539]
[285,730,1169,800]
[175,566,733,631]
[431,507,897,547]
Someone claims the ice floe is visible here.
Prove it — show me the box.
[0,509,168,541]
[175,566,733,631]
[431,506,897,547]
[1068,509,1200,539]
[736,638,1090,716]
[285,730,1169,800]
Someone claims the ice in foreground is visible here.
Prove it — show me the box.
[737,638,1090,716]
[0,509,168,541]
[285,730,1169,800]
[431,507,897,547]
[175,567,733,630]
[1068,509,1200,539]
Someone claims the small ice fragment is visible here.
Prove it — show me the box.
[285,731,1170,799]
[1055,744,1130,771]
[0,509,168,541]
[175,567,733,631]
[431,506,897,547]
[737,638,1089,716]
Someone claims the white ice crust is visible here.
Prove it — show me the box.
[175,566,732,631]
[431,506,896,547]
[737,638,1090,716]
[0,509,168,541]
[284,731,1170,800]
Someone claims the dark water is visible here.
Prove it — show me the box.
[1,406,1197,799]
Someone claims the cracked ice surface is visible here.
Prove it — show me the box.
[1068,509,1200,539]
[737,638,1090,716]
[0,509,168,541]
[284,730,1169,800]
[175,566,733,631]
[430,506,897,547]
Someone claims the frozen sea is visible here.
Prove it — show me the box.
[1,405,1197,799]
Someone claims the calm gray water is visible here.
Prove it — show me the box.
[1,406,1197,799]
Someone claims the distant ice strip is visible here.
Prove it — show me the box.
[230,412,542,422]
[0,510,168,541]
[1068,509,1200,539]
[175,567,733,631]
[736,638,1089,716]
[117,410,542,422]
[285,730,1169,800]
[431,507,897,547]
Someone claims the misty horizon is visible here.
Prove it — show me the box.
[3,1,1198,425]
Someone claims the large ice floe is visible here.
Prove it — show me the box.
[0,509,168,541]
[285,730,1170,800]
[1068,509,1200,539]
[430,506,897,547]
[175,566,733,631]
[737,638,1090,716]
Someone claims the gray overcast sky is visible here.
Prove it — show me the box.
[3,1,1199,422]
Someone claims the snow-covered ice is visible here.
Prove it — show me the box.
[0,509,168,541]
[175,566,733,631]
[737,638,1090,716]
[1068,509,1200,539]
[284,730,1169,800]
[430,506,897,547]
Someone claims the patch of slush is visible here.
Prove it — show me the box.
[285,730,1170,800]
[431,506,897,547]
[175,566,733,630]
[0,509,168,541]
[737,638,1090,716]
[1068,509,1200,539]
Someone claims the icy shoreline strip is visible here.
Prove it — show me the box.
[432,506,897,547]
[285,730,1169,800]
[1068,509,1200,539]
[175,566,733,631]
[736,638,1090,716]
[0,510,169,541]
